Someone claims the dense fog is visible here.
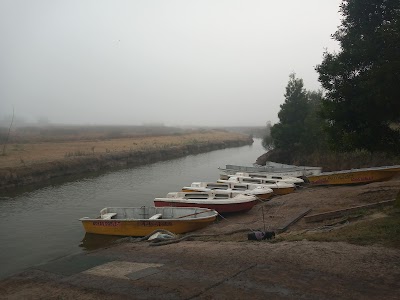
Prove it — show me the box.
[0,0,340,127]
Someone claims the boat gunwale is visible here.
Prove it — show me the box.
[308,166,400,177]
[182,188,273,196]
[79,206,218,221]
[217,178,295,189]
[79,216,217,221]
[153,196,258,205]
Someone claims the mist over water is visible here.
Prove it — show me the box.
[0,139,266,279]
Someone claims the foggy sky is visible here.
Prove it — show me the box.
[0,0,341,127]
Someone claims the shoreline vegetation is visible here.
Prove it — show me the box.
[0,128,253,191]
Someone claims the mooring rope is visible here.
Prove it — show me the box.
[148,228,252,247]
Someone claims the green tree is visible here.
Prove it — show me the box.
[316,0,400,153]
[270,73,309,152]
[301,90,328,152]
[261,121,274,151]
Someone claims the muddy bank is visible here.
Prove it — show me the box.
[0,138,252,191]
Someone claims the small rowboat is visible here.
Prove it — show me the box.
[154,191,259,213]
[79,206,218,236]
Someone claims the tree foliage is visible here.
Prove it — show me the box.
[301,90,327,151]
[261,121,274,150]
[316,0,400,153]
[270,73,308,151]
[266,73,327,153]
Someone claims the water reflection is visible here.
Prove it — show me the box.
[79,233,123,251]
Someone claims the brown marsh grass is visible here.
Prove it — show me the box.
[0,129,250,169]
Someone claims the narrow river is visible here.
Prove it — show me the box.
[0,139,266,279]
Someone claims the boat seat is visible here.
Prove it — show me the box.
[149,213,162,220]
[101,212,117,220]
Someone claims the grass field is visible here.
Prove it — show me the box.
[0,128,250,169]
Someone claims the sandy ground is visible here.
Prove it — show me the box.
[1,178,399,299]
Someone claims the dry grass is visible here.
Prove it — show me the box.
[276,208,400,249]
[0,130,249,169]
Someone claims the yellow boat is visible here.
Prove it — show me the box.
[80,206,218,236]
[307,165,400,186]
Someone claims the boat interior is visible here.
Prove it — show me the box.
[98,206,216,220]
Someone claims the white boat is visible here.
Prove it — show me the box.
[219,163,322,178]
[218,176,296,195]
[154,191,259,213]
[232,172,304,185]
[219,166,305,178]
[181,181,274,200]
[264,161,322,173]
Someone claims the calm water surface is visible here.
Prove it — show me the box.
[0,139,266,278]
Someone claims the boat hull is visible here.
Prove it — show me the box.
[270,186,296,195]
[307,169,399,186]
[154,200,258,214]
[81,217,216,236]
[254,192,274,200]
[181,188,273,201]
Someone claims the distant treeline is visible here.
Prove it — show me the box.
[263,0,400,169]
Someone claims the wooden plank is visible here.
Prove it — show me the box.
[304,199,395,223]
[276,208,311,233]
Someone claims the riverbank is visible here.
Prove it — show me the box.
[2,177,399,299]
[0,130,252,191]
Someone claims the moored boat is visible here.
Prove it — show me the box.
[154,191,259,213]
[263,162,322,174]
[219,163,322,179]
[80,206,218,236]
[218,176,297,195]
[181,181,274,200]
[307,165,400,186]
[232,172,304,185]
[219,167,304,179]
